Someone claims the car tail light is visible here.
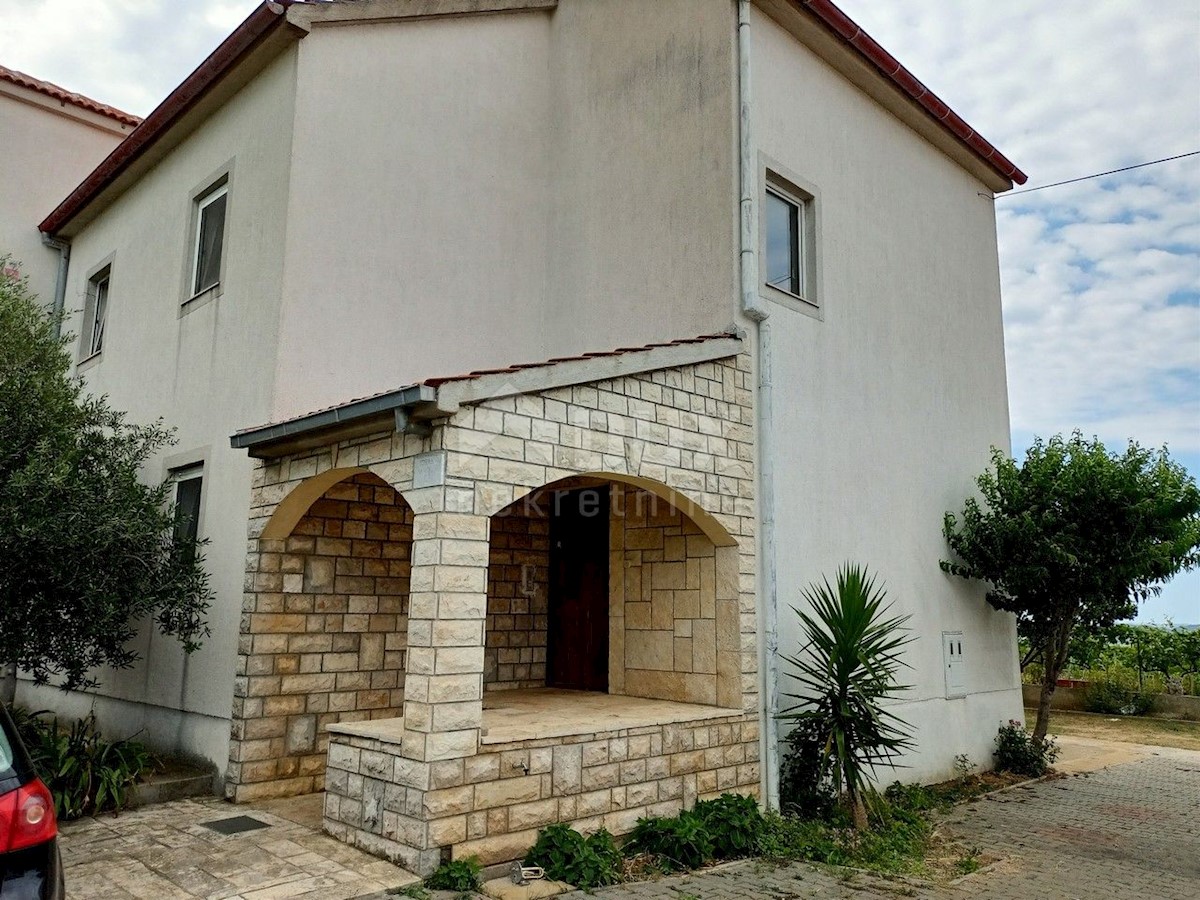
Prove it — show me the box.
[0,778,58,852]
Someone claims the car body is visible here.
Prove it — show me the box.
[0,703,63,900]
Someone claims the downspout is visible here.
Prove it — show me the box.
[737,0,780,810]
[41,233,71,338]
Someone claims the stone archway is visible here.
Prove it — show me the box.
[228,471,414,801]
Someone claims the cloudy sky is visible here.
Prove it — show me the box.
[4,1,1198,621]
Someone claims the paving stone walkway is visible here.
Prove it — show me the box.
[59,794,418,900]
[60,741,1200,899]
[561,745,1200,900]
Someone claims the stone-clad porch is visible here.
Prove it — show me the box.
[226,335,760,873]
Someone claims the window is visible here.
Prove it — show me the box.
[82,267,111,358]
[765,189,802,297]
[761,169,819,312]
[191,179,227,296]
[171,465,204,566]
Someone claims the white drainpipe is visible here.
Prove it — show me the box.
[737,0,780,810]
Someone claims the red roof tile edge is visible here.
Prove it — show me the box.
[234,332,740,438]
[796,0,1027,185]
[0,64,141,127]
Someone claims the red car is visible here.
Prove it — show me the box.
[0,703,63,900]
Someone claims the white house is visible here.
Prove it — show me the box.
[0,65,137,306]
[25,0,1025,872]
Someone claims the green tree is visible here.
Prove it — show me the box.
[778,564,914,829]
[0,257,211,701]
[942,433,1200,743]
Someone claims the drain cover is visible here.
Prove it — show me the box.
[200,815,271,835]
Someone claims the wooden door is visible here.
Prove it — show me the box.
[547,487,610,691]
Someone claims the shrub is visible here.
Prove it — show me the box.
[993,720,1058,777]
[425,857,481,892]
[692,793,765,859]
[1083,680,1154,716]
[778,716,837,820]
[524,824,622,888]
[777,565,914,829]
[13,708,150,819]
[627,810,713,871]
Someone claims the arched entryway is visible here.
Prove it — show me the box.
[230,470,414,799]
[482,474,742,730]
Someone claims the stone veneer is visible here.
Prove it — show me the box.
[230,348,758,870]
[485,502,549,690]
[228,473,413,799]
[323,713,759,872]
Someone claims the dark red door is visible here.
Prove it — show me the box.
[548,487,609,691]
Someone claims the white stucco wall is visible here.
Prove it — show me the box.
[0,85,130,302]
[272,0,738,420]
[747,9,1022,783]
[20,50,300,771]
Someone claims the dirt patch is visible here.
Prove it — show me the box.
[1026,708,1200,751]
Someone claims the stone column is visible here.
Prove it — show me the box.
[402,511,491,763]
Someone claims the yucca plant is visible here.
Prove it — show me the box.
[778,564,915,829]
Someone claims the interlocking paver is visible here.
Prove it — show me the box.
[58,795,419,899]
[564,746,1200,900]
[59,747,1200,899]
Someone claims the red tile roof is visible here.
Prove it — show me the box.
[44,0,1025,236]
[794,0,1027,184]
[0,64,140,127]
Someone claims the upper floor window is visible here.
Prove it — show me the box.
[762,169,819,314]
[191,178,227,296]
[82,265,111,359]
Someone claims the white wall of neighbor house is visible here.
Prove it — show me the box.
[18,49,301,771]
[271,0,740,421]
[0,84,130,302]
[747,9,1022,782]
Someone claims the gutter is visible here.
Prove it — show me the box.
[738,0,781,810]
[40,234,70,338]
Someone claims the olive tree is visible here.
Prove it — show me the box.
[0,258,211,702]
[942,433,1200,743]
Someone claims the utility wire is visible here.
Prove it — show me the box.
[996,150,1200,198]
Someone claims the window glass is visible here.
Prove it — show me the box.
[193,187,227,295]
[89,274,109,356]
[765,190,800,296]
[173,472,203,566]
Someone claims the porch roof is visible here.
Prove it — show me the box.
[229,332,742,459]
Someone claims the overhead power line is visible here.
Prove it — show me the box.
[996,150,1200,198]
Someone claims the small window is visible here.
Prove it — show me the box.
[191,180,228,296]
[172,465,204,566]
[762,172,817,310]
[82,267,111,358]
[765,190,802,297]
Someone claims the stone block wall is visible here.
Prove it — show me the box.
[228,473,414,800]
[484,504,549,690]
[323,712,760,873]
[611,485,739,707]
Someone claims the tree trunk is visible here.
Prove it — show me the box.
[1032,623,1074,745]
[1,662,16,707]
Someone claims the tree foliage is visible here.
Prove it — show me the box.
[0,257,211,693]
[778,564,914,829]
[942,433,1200,741]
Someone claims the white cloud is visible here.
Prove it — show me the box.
[837,0,1200,456]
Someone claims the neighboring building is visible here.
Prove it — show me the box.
[25,0,1027,873]
[0,65,137,304]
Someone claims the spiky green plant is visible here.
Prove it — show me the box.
[778,564,915,828]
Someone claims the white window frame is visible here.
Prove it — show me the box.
[79,256,115,365]
[759,157,822,319]
[190,180,228,298]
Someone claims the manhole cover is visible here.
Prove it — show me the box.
[200,815,271,835]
